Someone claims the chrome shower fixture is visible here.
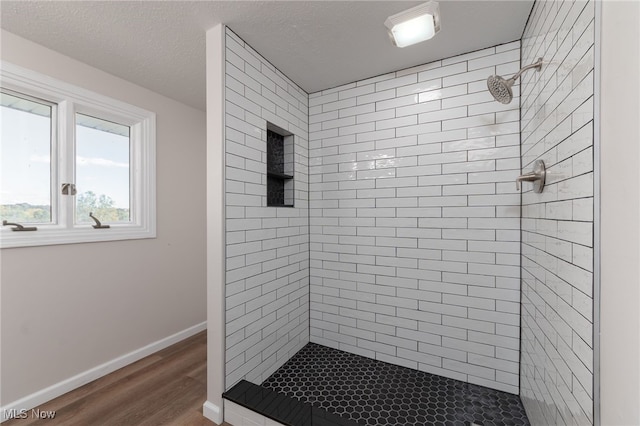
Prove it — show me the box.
[487,57,543,104]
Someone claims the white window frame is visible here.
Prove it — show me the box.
[0,61,156,248]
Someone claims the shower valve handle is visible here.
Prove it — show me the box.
[516,160,546,193]
[516,172,538,190]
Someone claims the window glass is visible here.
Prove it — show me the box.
[75,113,130,224]
[0,91,53,223]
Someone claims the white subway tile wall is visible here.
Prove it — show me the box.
[309,42,522,394]
[520,1,595,424]
[224,28,310,388]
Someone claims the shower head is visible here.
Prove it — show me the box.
[487,57,544,104]
[487,75,515,104]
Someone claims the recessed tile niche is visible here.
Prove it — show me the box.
[266,124,294,207]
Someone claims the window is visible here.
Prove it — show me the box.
[1,92,54,224]
[0,62,156,248]
[75,114,131,224]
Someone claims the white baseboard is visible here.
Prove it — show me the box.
[0,321,206,423]
[203,400,223,424]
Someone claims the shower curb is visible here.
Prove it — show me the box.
[223,380,360,426]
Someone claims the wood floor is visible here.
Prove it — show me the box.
[5,331,232,426]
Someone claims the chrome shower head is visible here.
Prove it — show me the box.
[487,57,544,104]
[487,75,514,104]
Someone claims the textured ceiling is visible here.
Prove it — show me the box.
[0,1,533,111]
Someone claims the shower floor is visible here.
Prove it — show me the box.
[262,343,530,426]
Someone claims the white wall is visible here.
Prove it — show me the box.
[519,1,596,424]
[223,28,310,388]
[600,1,640,424]
[0,30,206,406]
[308,42,523,394]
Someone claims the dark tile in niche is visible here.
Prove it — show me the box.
[267,174,286,205]
[262,343,530,426]
[266,128,294,207]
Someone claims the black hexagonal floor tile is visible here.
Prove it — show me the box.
[262,343,530,426]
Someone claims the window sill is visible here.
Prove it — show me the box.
[0,225,156,248]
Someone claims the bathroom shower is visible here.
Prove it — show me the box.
[487,57,543,103]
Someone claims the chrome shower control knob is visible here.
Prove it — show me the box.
[516,160,546,193]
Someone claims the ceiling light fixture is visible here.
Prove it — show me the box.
[385,1,441,48]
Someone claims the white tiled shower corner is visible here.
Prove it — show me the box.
[224,28,310,388]
[519,0,595,424]
[308,42,524,394]
[222,2,598,423]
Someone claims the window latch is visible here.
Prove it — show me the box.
[2,220,37,232]
[89,212,110,229]
[61,183,77,195]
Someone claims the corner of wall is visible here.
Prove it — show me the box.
[205,22,227,419]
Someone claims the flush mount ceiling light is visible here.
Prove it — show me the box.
[385,1,441,48]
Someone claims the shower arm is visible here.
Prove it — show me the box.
[509,58,543,82]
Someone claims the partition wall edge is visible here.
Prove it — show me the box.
[205,23,226,425]
[592,1,601,425]
[593,1,602,426]
[599,1,640,425]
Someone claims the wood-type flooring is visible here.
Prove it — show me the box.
[4,331,232,426]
